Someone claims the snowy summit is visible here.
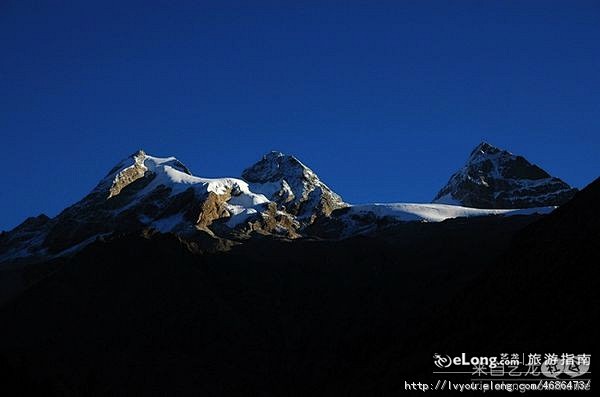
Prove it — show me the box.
[433,142,577,208]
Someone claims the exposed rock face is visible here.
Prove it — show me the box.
[242,151,346,223]
[433,142,577,209]
[245,202,300,238]
[196,191,232,230]
[107,150,148,198]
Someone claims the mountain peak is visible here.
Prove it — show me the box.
[242,151,306,183]
[242,151,345,219]
[132,149,146,158]
[470,141,501,158]
[264,150,286,159]
[433,143,577,208]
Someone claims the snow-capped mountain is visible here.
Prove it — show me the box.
[432,142,577,208]
[0,144,577,264]
[242,151,346,223]
[0,150,305,263]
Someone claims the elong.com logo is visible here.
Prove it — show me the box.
[434,353,501,369]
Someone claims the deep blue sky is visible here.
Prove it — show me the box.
[2,1,599,230]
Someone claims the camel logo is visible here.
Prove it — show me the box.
[433,353,452,368]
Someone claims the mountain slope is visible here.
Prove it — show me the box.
[433,142,577,208]
[0,207,547,396]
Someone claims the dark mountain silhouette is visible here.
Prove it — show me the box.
[0,215,551,395]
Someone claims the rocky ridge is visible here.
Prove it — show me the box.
[0,144,578,264]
